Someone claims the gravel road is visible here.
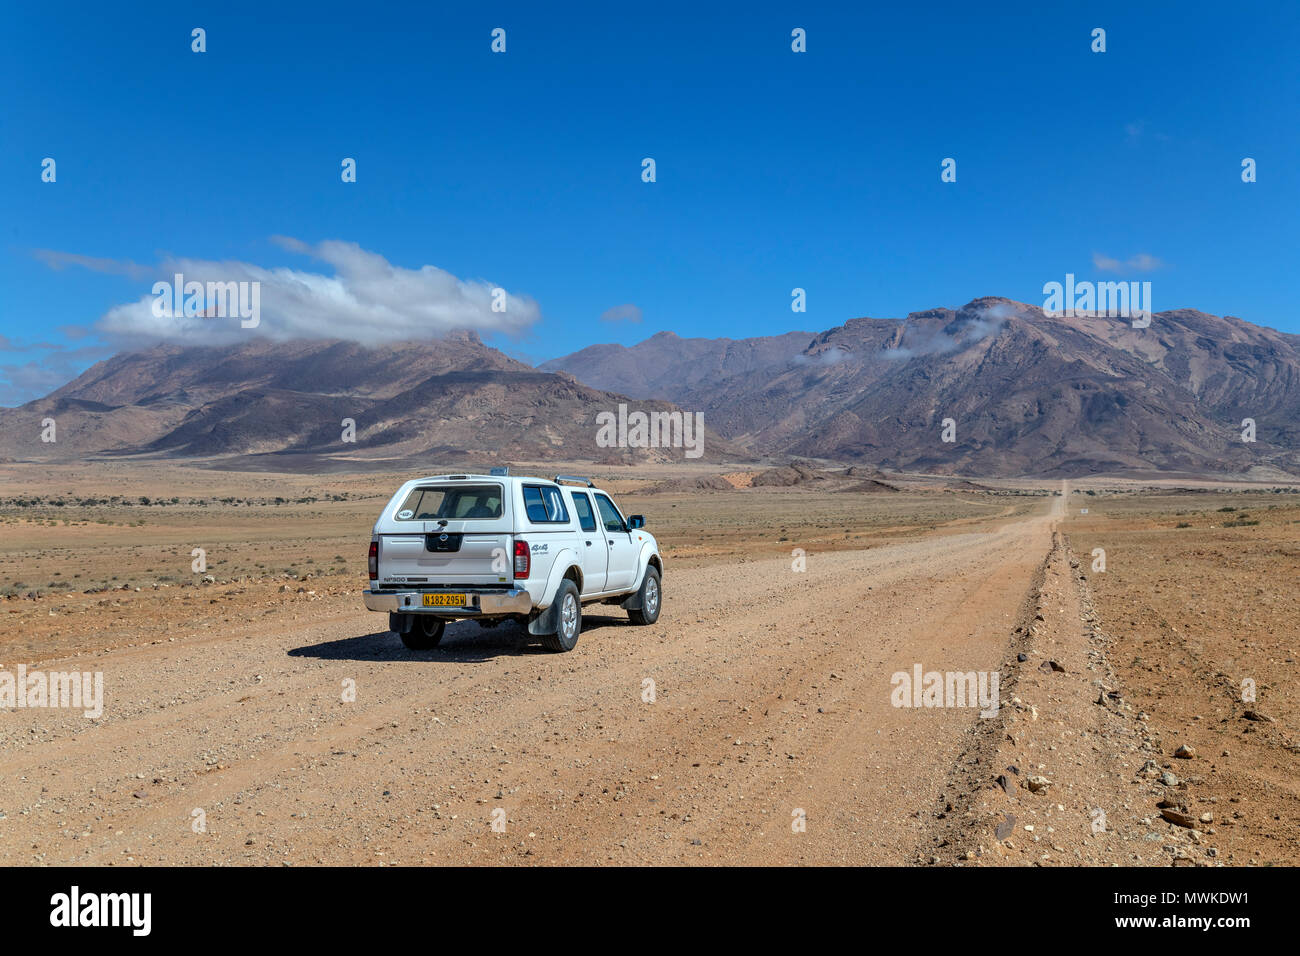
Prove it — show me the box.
[1,495,1065,865]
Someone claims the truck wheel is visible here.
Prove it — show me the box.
[540,580,581,652]
[627,565,661,625]
[395,614,445,650]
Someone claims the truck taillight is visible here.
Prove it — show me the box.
[368,540,378,581]
[513,539,530,579]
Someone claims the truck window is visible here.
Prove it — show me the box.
[594,493,625,533]
[523,485,570,523]
[395,484,502,520]
[571,492,597,532]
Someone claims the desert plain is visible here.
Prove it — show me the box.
[0,460,1297,866]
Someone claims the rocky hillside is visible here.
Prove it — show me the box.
[0,334,741,466]
[546,298,1300,477]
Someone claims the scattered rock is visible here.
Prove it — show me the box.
[1160,807,1198,829]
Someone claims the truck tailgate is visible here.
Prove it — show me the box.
[377,532,512,586]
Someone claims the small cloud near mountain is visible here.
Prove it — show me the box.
[793,345,850,366]
[600,304,643,323]
[1092,252,1163,274]
[881,301,1015,360]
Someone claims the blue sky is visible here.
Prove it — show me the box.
[1,0,1297,404]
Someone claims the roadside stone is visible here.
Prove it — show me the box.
[1160,807,1198,829]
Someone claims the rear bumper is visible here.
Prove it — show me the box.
[363,588,533,616]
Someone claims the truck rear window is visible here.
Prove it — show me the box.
[394,484,502,520]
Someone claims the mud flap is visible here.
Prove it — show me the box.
[527,602,559,636]
[388,612,413,634]
[620,568,649,610]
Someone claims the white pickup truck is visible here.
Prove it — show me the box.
[363,471,663,652]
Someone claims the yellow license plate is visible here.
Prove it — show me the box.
[423,593,466,607]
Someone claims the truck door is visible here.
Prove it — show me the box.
[569,491,607,594]
[594,492,637,591]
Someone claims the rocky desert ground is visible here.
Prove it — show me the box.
[0,461,1296,866]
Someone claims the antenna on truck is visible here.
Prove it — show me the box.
[553,474,594,487]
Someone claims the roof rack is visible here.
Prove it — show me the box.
[553,474,595,488]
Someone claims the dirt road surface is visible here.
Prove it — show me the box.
[3,492,1068,865]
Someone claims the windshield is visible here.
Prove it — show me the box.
[394,484,503,520]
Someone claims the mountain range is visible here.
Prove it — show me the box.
[3,297,1297,477]
[545,298,1300,478]
[0,333,740,468]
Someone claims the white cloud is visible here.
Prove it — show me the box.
[881,302,1015,361]
[1093,252,1164,274]
[793,345,850,366]
[32,249,154,280]
[600,303,643,323]
[41,238,542,347]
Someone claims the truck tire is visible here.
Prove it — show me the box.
[540,580,582,652]
[394,613,446,650]
[627,565,661,625]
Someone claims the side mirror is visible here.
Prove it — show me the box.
[628,514,645,530]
